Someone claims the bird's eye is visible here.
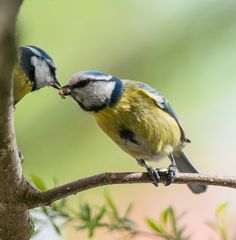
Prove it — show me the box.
[49,66,56,76]
[30,65,35,74]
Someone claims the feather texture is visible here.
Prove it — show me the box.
[65,71,207,193]
[13,63,33,104]
[93,80,182,162]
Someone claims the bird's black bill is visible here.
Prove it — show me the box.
[50,79,61,90]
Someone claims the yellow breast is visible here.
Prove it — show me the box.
[13,64,33,104]
[93,83,181,161]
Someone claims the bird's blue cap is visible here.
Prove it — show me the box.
[27,45,53,61]
[79,70,110,79]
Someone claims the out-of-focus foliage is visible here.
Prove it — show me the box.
[146,207,189,240]
[33,189,189,239]
[33,191,136,239]
[32,188,235,240]
[207,203,236,240]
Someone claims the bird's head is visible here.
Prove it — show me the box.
[59,70,123,112]
[19,45,61,91]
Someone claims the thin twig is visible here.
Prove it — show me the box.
[24,172,236,209]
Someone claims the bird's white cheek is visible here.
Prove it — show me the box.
[31,56,52,88]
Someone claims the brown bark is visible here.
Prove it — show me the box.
[23,172,236,209]
[0,1,32,239]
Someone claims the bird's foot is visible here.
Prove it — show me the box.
[158,164,177,186]
[146,166,160,187]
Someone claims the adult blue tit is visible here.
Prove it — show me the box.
[13,45,61,105]
[60,70,207,194]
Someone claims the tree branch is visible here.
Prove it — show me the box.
[24,172,236,209]
[0,1,32,239]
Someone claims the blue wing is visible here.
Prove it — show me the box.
[136,82,189,142]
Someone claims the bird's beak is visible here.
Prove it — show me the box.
[50,78,61,90]
[58,85,72,98]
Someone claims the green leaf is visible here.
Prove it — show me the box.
[216,203,228,216]
[124,203,133,217]
[146,217,165,235]
[30,175,47,191]
[88,227,94,238]
[52,222,61,235]
[167,207,178,235]
[104,192,118,218]
[121,216,135,225]
[94,206,106,223]
[168,207,176,223]
[76,224,88,230]
[161,207,171,226]
[79,203,91,221]
[41,206,49,215]
[95,223,107,228]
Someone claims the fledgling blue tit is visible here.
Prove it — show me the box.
[59,70,207,194]
[13,45,61,105]
[13,45,61,162]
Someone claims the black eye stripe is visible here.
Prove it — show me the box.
[30,65,37,91]
[74,80,91,88]
[49,66,56,75]
[73,79,117,89]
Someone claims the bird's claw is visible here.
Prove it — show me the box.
[158,164,177,186]
[146,166,160,187]
[165,169,176,186]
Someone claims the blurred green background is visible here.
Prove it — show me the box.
[16,1,236,239]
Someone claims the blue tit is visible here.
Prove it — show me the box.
[13,45,61,105]
[59,70,207,194]
[13,46,61,162]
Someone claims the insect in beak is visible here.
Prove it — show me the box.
[58,85,72,99]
